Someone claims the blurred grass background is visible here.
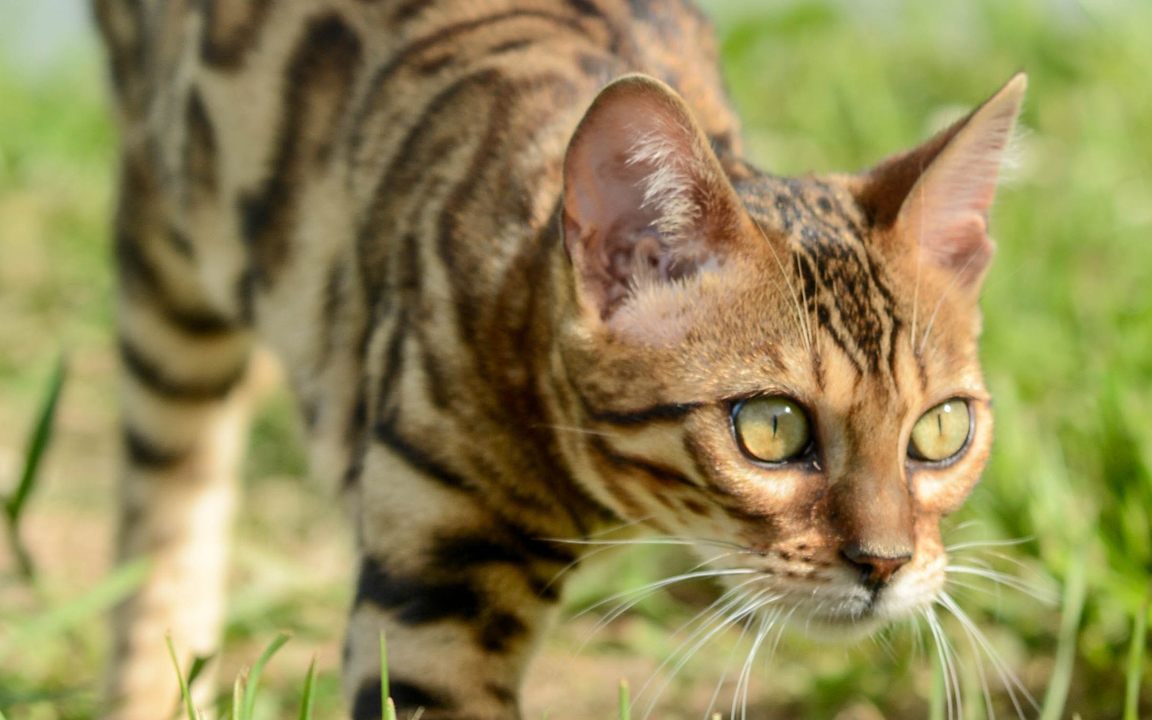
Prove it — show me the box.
[0,0,1150,718]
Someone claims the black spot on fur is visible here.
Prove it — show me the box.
[240,15,362,286]
[351,677,449,720]
[123,425,187,469]
[355,556,482,624]
[479,611,528,652]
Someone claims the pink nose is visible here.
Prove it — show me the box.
[841,545,912,587]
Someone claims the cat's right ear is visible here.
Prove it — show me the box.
[561,74,745,321]
[855,73,1027,291]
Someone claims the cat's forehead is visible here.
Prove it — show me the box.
[733,173,906,382]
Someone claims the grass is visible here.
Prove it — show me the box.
[1,0,1150,718]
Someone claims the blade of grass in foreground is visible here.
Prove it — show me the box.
[298,656,318,720]
[381,631,397,720]
[232,675,244,720]
[3,355,67,580]
[929,649,945,720]
[167,634,200,720]
[619,679,630,720]
[243,632,290,720]
[1124,591,1149,720]
[1040,548,1087,720]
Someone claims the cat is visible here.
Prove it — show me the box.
[90,0,1024,718]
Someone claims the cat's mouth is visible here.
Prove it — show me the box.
[774,576,938,642]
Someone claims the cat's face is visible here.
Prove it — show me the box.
[559,74,1024,635]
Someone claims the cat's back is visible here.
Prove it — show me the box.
[98,0,741,373]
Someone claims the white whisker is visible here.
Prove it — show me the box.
[938,592,1040,719]
[751,216,811,353]
[535,423,624,438]
[639,589,780,720]
[946,565,1058,605]
[918,249,982,355]
[946,536,1035,553]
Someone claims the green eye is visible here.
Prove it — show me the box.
[734,397,810,463]
[909,399,971,462]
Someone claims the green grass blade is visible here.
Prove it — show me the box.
[166,634,199,720]
[298,656,318,720]
[242,632,290,720]
[232,673,245,720]
[380,630,398,720]
[1124,592,1149,720]
[618,679,630,720]
[185,654,214,700]
[5,355,66,522]
[380,631,390,709]
[1040,548,1088,720]
[0,558,149,660]
[3,355,67,580]
[0,703,8,720]
[928,649,944,720]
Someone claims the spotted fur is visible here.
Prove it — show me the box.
[92,1,1024,718]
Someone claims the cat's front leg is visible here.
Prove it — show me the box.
[342,425,579,720]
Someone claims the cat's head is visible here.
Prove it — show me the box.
[557,73,1025,635]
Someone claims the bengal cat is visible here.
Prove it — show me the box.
[91,0,1025,717]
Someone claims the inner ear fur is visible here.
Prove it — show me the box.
[561,74,746,321]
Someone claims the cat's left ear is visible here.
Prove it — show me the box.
[562,74,746,321]
[855,73,1027,290]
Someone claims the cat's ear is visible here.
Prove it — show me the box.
[562,74,745,320]
[856,73,1026,289]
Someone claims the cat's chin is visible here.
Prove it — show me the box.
[791,609,888,643]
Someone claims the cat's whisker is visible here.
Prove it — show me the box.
[702,617,751,720]
[945,564,1058,605]
[535,423,625,438]
[944,575,1011,601]
[937,591,1040,719]
[765,603,796,670]
[940,594,999,720]
[635,585,766,711]
[734,608,775,720]
[909,615,925,662]
[564,568,759,668]
[541,517,665,590]
[957,548,1056,586]
[924,606,962,720]
[686,550,746,574]
[571,568,759,621]
[911,166,926,353]
[542,543,619,592]
[586,515,655,537]
[794,251,813,351]
[668,576,769,639]
[751,216,812,353]
[549,535,750,553]
[918,248,982,355]
[943,519,985,538]
[639,589,780,720]
[945,536,1035,552]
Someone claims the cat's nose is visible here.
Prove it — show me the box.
[841,543,912,588]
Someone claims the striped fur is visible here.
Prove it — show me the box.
[92,1,1024,717]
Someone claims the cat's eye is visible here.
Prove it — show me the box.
[908,399,971,462]
[733,397,810,463]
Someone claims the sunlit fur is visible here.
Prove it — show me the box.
[92,0,1025,717]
